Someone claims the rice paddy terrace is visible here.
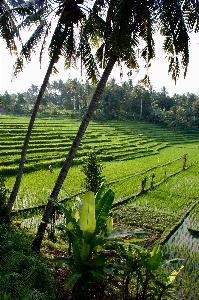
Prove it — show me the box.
[1,115,199,298]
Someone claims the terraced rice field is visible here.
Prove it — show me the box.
[1,115,199,298]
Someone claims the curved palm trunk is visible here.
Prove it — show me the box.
[31,54,117,253]
[8,55,57,211]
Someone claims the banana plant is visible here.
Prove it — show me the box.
[50,184,149,298]
[115,243,184,299]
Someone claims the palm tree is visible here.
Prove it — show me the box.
[31,0,199,252]
[7,0,100,210]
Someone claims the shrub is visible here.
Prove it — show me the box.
[0,225,55,300]
[81,150,104,194]
[51,185,183,299]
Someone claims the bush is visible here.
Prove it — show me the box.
[0,225,55,300]
[81,150,104,194]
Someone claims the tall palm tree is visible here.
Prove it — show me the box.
[31,0,199,252]
[7,0,101,210]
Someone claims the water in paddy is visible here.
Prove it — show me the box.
[163,204,199,299]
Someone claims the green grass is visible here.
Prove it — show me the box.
[1,115,199,212]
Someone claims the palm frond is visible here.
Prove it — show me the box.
[0,0,19,52]
[184,0,199,32]
[13,20,49,76]
[78,29,100,84]
[61,26,78,70]
[0,0,46,52]
[159,0,189,82]
[95,43,106,68]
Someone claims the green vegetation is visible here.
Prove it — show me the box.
[51,186,182,299]
[0,224,55,300]
[2,79,199,131]
[1,116,199,298]
[81,150,104,194]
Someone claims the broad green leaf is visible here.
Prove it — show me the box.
[167,266,184,285]
[103,229,150,240]
[49,198,82,236]
[96,253,106,267]
[103,264,131,277]
[106,216,113,233]
[68,221,74,230]
[163,258,184,265]
[79,191,96,240]
[188,228,199,239]
[71,209,79,222]
[93,244,103,252]
[52,256,73,267]
[147,244,163,270]
[65,270,81,291]
[95,189,114,231]
[89,270,105,280]
[95,183,106,205]
[151,244,161,257]
[80,243,90,262]
[72,240,81,268]
[123,238,146,243]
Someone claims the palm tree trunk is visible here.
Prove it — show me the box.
[8,54,58,211]
[31,54,118,253]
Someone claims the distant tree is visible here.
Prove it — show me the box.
[101,79,120,119]
[1,91,12,113]
[25,85,39,105]
[132,84,152,120]
[156,87,175,111]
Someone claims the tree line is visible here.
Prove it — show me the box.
[1,79,199,129]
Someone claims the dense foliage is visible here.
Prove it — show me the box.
[0,224,55,300]
[1,78,199,129]
[81,150,104,194]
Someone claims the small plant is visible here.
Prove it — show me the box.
[81,150,104,194]
[182,153,187,170]
[141,176,148,193]
[117,243,184,299]
[150,172,155,189]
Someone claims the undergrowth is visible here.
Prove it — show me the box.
[0,224,55,300]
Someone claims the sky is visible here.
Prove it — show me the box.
[0,32,199,96]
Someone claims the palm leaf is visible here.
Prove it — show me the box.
[13,20,48,76]
[103,229,150,240]
[159,0,189,81]
[78,29,100,84]
[0,1,19,52]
